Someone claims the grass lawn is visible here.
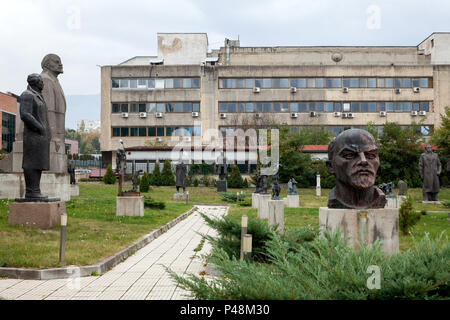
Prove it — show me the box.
[0,183,192,269]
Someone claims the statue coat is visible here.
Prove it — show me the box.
[419,152,441,193]
[20,87,50,170]
[175,163,187,188]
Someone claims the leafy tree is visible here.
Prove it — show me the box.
[139,171,150,192]
[149,162,162,186]
[161,159,175,186]
[103,165,116,184]
[376,122,423,187]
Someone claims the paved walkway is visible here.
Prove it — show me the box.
[0,205,227,300]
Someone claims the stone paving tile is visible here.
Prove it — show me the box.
[0,205,228,300]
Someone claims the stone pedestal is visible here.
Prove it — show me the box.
[316,174,321,196]
[0,173,71,201]
[285,194,299,208]
[116,196,144,217]
[9,200,65,229]
[385,195,397,208]
[257,194,271,219]
[70,184,79,197]
[319,207,399,255]
[252,193,260,208]
[217,179,227,192]
[268,200,285,234]
[173,192,189,201]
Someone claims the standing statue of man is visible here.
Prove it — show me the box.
[216,151,227,180]
[20,74,51,200]
[326,129,386,209]
[40,53,66,173]
[271,164,281,200]
[419,144,441,201]
[175,157,187,193]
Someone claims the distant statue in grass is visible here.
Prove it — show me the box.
[326,128,386,209]
[288,178,298,195]
[175,157,187,193]
[271,164,281,200]
[419,144,441,201]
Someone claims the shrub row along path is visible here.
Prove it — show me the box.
[0,205,227,300]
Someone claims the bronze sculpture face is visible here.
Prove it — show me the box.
[326,129,386,209]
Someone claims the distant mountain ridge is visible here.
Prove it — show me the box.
[66,94,100,130]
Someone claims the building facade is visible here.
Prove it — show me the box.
[100,32,450,171]
[0,92,18,153]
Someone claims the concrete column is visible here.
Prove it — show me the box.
[316,174,321,196]
[268,199,284,234]
[257,194,271,219]
[252,192,260,208]
[286,194,300,207]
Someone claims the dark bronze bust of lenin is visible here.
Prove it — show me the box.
[326,129,386,209]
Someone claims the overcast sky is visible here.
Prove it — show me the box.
[0,0,449,96]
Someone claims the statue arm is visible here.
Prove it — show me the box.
[20,93,44,134]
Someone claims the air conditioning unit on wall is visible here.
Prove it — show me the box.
[121,112,128,118]
[139,112,147,118]
[291,113,298,118]
[155,112,163,118]
[253,87,261,93]
[220,113,227,119]
[192,112,199,117]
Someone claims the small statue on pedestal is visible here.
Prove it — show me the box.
[271,164,281,200]
[175,157,187,193]
[288,178,298,195]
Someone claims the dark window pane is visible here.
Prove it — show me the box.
[403,78,411,88]
[359,78,367,88]
[166,103,174,113]
[299,102,307,112]
[333,78,341,88]
[112,104,120,113]
[139,104,146,112]
[121,127,129,137]
[385,78,394,88]
[148,127,156,136]
[412,79,420,87]
[386,102,394,112]
[156,103,164,113]
[309,102,316,112]
[377,78,385,88]
[148,79,155,89]
[227,79,236,88]
[166,127,174,136]
[193,103,200,112]
[325,102,333,112]
[157,127,164,136]
[237,103,245,112]
[290,79,297,87]
[112,79,119,88]
[237,79,245,88]
[174,78,182,88]
[378,102,385,112]
[220,79,227,88]
[263,103,271,112]
[351,102,359,112]
[245,79,253,88]
[360,102,368,112]
[273,103,281,112]
[192,78,200,88]
[130,103,138,113]
[420,102,429,111]
[130,127,138,136]
[139,128,147,136]
[419,78,428,88]
[334,103,341,112]
[246,103,254,113]
[290,103,298,112]
[316,78,324,88]
[368,102,377,112]
[307,78,315,88]
[183,78,191,88]
[193,126,201,136]
[280,78,289,88]
[281,103,289,112]
[350,78,359,88]
[255,79,262,88]
[183,103,191,112]
[228,103,236,113]
[121,104,128,112]
[325,78,333,88]
[130,79,137,89]
[120,79,129,88]
[263,78,271,88]
[394,102,402,112]
[219,103,227,113]
[343,78,350,87]
[394,78,402,88]
[316,102,324,112]
[112,127,120,136]
[413,103,420,111]
[256,103,263,112]
[403,102,411,112]
[298,78,306,88]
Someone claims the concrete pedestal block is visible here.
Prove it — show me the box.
[285,194,300,208]
[116,196,144,217]
[316,187,321,197]
[0,173,71,201]
[9,201,65,229]
[217,179,227,192]
[252,193,260,208]
[319,207,399,255]
[385,196,397,208]
[70,184,79,197]
[268,200,285,234]
[257,194,271,219]
[173,192,189,201]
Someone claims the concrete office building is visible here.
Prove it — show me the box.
[0,92,18,154]
[100,32,450,172]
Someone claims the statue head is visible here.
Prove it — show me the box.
[27,73,44,91]
[41,54,63,75]
[327,129,379,190]
[425,144,433,153]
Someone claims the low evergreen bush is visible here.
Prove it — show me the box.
[399,196,421,235]
[161,159,175,186]
[149,162,162,186]
[143,197,166,209]
[169,231,449,300]
[139,172,150,193]
[103,165,116,184]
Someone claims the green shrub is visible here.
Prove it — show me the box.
[201,175,211,187]
[399,196,421,235]
[193,178,199,187]
[139,172,150,193]
[161,159,175,186]
[169,231,449,300]
[79,177,102,182]
[237,198,252,207]
[220,192,251,203]
[102,165,116,184]
[442,200,450,208]
[227,165,245,188]
[149,162,162,186]
[143,197,166,209]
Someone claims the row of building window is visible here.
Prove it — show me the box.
[219,125,432,137]
[219,77,432,89]
[112,102,200,113]
[1,112,15,153]
[112,126,201,137]
[218,101,430,113]
[112,78,200,89]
